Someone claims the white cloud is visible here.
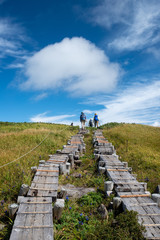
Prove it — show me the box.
[153,121,160,127]
[30,112,76,124]
[90,0,131,29]
[34,93,48,101]
[83,110,95,114]
[0,18,30,67]
[6,63,24,69]
[20,37,121,96]
[86,81,160,125]
[90,0,160,51]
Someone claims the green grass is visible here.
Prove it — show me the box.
[0,122,78,239]
[0,122,153,239]
[102,123,160,192]
[59,133,106,190]
[54,191,145,240]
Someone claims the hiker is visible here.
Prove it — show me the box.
[80,112,86,129]
[94,113,99,128]
[89,119,93,127]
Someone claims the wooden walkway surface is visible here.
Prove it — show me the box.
[10,129,86,240]
[94,130,160,240]
[28,163,59,200]
[93,131,115,154]
[10,197,53,240]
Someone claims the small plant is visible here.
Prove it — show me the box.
[78,192,102,207]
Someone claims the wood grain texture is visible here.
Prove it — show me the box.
[9,197,53,240]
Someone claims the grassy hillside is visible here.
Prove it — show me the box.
[102,123,160,192]
[0,122,78,239]
[1,122,157,239]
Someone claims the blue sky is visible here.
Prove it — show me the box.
[1,0,160,126]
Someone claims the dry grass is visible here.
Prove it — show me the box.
[102,123,160,192]
[0,122,78,219]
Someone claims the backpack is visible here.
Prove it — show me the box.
[80,113,86,121]
[94,114,98,121]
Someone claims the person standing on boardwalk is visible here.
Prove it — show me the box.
[80,112,86,129]
[89,119,93,127]
[94,113,99,128]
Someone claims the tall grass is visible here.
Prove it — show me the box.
[0,122,148,239]
[102,123,160,192]
[0,122,78,228]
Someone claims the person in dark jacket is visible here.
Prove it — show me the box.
[80,112,86,129]
[89,119,93,127]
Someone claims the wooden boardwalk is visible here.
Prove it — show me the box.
[94,130,160,239]
[28,163,59,200]
[9,197,53,240]
[10,129,86,240]
[93,130,115,154]
[61,134,85,155]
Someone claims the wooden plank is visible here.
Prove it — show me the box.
[22,202,51,204]
[104,163,124,166]
[116,186,144,192]
[33,175,58,181]
[17,212,51,214]
[47,160,65,163]
[64,145,78,148]
[14,226,53,229]
[138,214,160,216]
[29,187,57,191]
[38,164,58,167]
[114,181,140,185]
[130,203,158,206]
[34,174,58,177]
[144,224,160,227]
[97,140,109,143]
[37,169,59,173]
[32,181,58,184]
[120,194,150,198]
[27,189,57,197]
[107,169,128,172]
[49,154,68,160]
[113,177,136,180]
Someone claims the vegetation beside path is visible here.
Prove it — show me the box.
[0,122,156,239]
[102,123,160,192]
[0,122,78,239]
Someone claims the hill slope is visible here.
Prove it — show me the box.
[0,122,78,231]
[102,123,160,192]
[0,122,159,239]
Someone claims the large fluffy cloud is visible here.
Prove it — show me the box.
[90,0,160,51]
[20,37,121,96]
